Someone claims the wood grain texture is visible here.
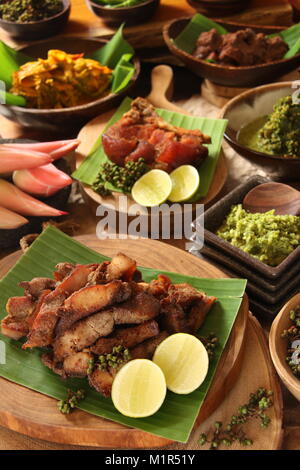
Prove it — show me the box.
[0,236,247,448]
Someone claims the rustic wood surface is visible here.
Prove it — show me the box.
[0,236,248,448]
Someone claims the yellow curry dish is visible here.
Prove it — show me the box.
[10,50,113,109]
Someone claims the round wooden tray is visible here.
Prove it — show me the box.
[0,236,246,448]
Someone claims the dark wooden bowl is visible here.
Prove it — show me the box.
[0,139,72,249]
[0,37,140,135]
[163,17,300,87]
[220,82,300,180]
[288,0,300,22]
[86,0,160,26]
[187,0,250,16]
[0,0,70,40]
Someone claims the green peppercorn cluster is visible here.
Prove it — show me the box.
[92,159,149,196]
[0,0,63,23]
[199,332,219,361]
[282,305,300,378]
[58,389,85,415]
[199,388,273,449]
[98,345,131,370]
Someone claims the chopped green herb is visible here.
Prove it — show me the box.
[0,0,63,23]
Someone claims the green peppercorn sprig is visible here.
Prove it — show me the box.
[199,388,273,450]
[97,345,131,371]
[92,158,149,196]
[281,305,300,378]
[198,332,219,361]
[58,389,85,415]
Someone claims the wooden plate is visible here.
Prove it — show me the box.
[75,65,228,217]
[0,236,246,448]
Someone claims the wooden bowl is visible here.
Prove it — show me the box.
[86,0,160,26]
[288,0,300,22]
[163,17,300,87]
[269,293,300,401]
[0,38,140,135]
[187,0,250,16]
[219,82,300,180]
[0,0,70,40]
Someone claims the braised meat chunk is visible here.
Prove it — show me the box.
[193,28,288,66]
[102,98,211,172]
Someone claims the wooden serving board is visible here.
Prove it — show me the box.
[75,65,228,218]
[0,236,248,448]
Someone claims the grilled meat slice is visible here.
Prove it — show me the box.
[1,296,36,340]
[56,281,132,335]
[54,262,75,282]
[88,368,114,398]
[54,311,114,361]
[102,98,210,172]
[90,320,160,355]
[41,352,66,378]
[186,295,216,333]
[19,278,56,298]
[160,303,186,334]
[130,331,169,359]
[63,351,93,377]
[24,265,93,348]
[148,274,172,299]
[106,253,137,281]
[111,289,160,325]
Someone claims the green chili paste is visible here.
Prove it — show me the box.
[0,0,63,23]
[216,204,300,266]
[238,95,300,157]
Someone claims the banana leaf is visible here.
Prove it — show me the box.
[72,97,228,199]
[0,226,246,443]
[0,25,135,107]
[174,13,300,59]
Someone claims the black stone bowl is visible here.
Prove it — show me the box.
[0,139,72,250]
[0,0,71,40]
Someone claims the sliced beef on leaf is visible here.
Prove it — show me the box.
[1,296,36,340]
[53,311,114,361]
[130,331,169,360]
[19,277,56,298]
[63,351,93,377]
[102,98,210,172]
[90,320,160,355]
[56,281,133,336]
[109,287,161,325]
[23,265,95,349]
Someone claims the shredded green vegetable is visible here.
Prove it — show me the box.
[95,0,147,7]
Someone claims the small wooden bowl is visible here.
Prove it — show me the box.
[0,37,140,135]
[0,0,70,40]
[187,0,250,16]
[163,17,300,87]
[219,82,300,180]
[269,293,300,401]
[86,0,160,26]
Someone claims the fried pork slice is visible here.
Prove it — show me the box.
[54,262,75,282]
[53,311,114,361]
[148,274,172,299]
[1,296,36,340]
[186,295,216,333]
[19,278,56,298]
[106,253,137,281]
[160,303,186,334]
[56,280,132,336]
[110,288,161,325]
[88,368,114,398]
[41,352,66,378]
[90,320,160,355]
[23,265,94,349]
[63,351,93,377]
[130,331,169,359]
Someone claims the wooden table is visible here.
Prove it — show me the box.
[0,0,299,451]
